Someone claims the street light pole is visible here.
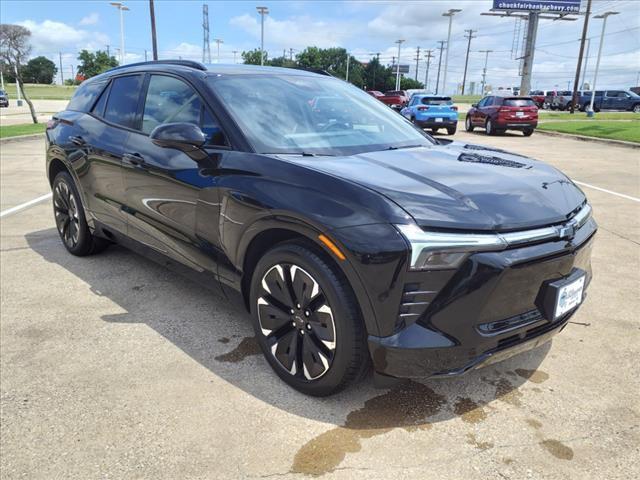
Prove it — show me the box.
[424,50,434,91]
[580,37,591,89]
[345,51,350,82]
[590,11,619,113]
[394,39,405,90]
[256,6,269,66]
[232,50,238,64]
[442,8,461,95]
[461,29,476,95]
[110,2,130,64]
[435,40,445,95]
[479,49,492,95]
[214,39,224,63]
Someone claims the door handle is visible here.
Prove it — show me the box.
[123,153,147,168]
[69,135,86,146]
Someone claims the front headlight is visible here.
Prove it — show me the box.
[396,224,506,270]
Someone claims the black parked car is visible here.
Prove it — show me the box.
[46,61,596,396]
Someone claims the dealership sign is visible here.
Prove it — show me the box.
[492,0,581,12]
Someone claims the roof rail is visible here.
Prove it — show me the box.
[106,59,207,73]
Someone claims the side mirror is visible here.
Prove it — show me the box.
[471,103,478,108]
[150,122,206,155]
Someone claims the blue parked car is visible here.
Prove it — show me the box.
[401,94,458,135]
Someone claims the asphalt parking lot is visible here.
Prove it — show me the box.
[1,132,638,479]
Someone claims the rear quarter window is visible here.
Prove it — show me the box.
[103,75,143,129]
[67,79,108,112]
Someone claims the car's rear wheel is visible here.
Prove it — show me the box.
[431,128,439,134]
[485,119,495,135]
[523,128,534,137]
[52,171,109,256]
[465,116,474,132]
[633,104,640,113]
[249,242,369,396]
[447,126,457,135]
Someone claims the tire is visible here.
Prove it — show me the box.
[485,118,495,135]
[633,104,640,113]
[249,241,369,396]
[465,116,474,132]
[52,171,109,256]
[431,128,439,134]
[523,128,534,137]
[447,126,457,135]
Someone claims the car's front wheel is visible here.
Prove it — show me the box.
[633,104,640,113]
[249,241,369,396]
[52,171,109,256]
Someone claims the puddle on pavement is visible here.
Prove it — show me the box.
[515,368,549,384]
[540,439,574,460]
[453,397,488,424]
[483,377,524,407]
[466,432,494,451]
[214,336,261,362]
[290,381,446,476]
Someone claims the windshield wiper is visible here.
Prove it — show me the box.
[386,144,424,151]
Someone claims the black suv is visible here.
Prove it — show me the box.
[46,61,596,396]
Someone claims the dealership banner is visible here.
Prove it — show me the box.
[492,0,581,12]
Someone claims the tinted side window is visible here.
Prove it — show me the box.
[103,75,143,129]
[91,82,110,117]
[67,79,108,112]
[143,75,227,146]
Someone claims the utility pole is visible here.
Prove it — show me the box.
[149,0,158,60]
[442,8,462,94]
[202,4,211,63]
[570,0,591,113]
[424,50,434,91]
[58,52,64,84]
[435,40,445,94]
[590,11,619,113]
[479,49,492,95]
[106,45,110,57]
[461,29,476,95]
[394,39,405,90]
[70,64,74,80]
[345,52,350,82]
[414,46,420,81]
[144,50,148,61]
[580,37,591,89]
[213,39,223,63]
[256,6,269,66]
[232,50,238,63]
[519,12,539,96]
[289,48,294,61]
[110,2,130,64]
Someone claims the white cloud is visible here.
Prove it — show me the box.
[17,19,109,53]
[79,12,99,26]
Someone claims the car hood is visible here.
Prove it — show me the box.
[280,142,586,231]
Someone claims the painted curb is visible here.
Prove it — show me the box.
[0,133,45,144]
[536,129,640,149]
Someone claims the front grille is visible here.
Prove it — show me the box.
[394,283,435,332]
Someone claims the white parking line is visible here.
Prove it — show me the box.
[0,193,52,218]
[573,181,640,203]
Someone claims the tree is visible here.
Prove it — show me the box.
[0,24,38,123]
[241,48,267,65]
[76,49,118,79]
[22,56,57,84]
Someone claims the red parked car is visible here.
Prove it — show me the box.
[380,90,409,110]
[465,96,538,136]
[366,90,384,99]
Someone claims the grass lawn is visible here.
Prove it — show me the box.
[538,120,640,143]
[2,83,77,100]
[453,94,482,103]
[539,111,639,121]
[0,123,46,138]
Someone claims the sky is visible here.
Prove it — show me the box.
[1,0,639,93]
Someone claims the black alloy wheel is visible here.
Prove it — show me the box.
[52,171,109,256]
[250,242,369,396]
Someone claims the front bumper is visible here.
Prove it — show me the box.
[368,219,596,379]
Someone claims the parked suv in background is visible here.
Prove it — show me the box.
[400,94,458,135]
[465,95,538,136]
[529,90,547,109]
[46,61,595,396]
[579,90,640,112]
[0,90,8,107]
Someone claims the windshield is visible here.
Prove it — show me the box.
[421,97,452,105]
[208,74,432,155]
[504,98,535,107]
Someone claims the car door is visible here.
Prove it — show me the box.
[602,91,620,110]
[73,74,144,234]
[476,96,492,125]
[471,97,487,125]
[122,73,231,273]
